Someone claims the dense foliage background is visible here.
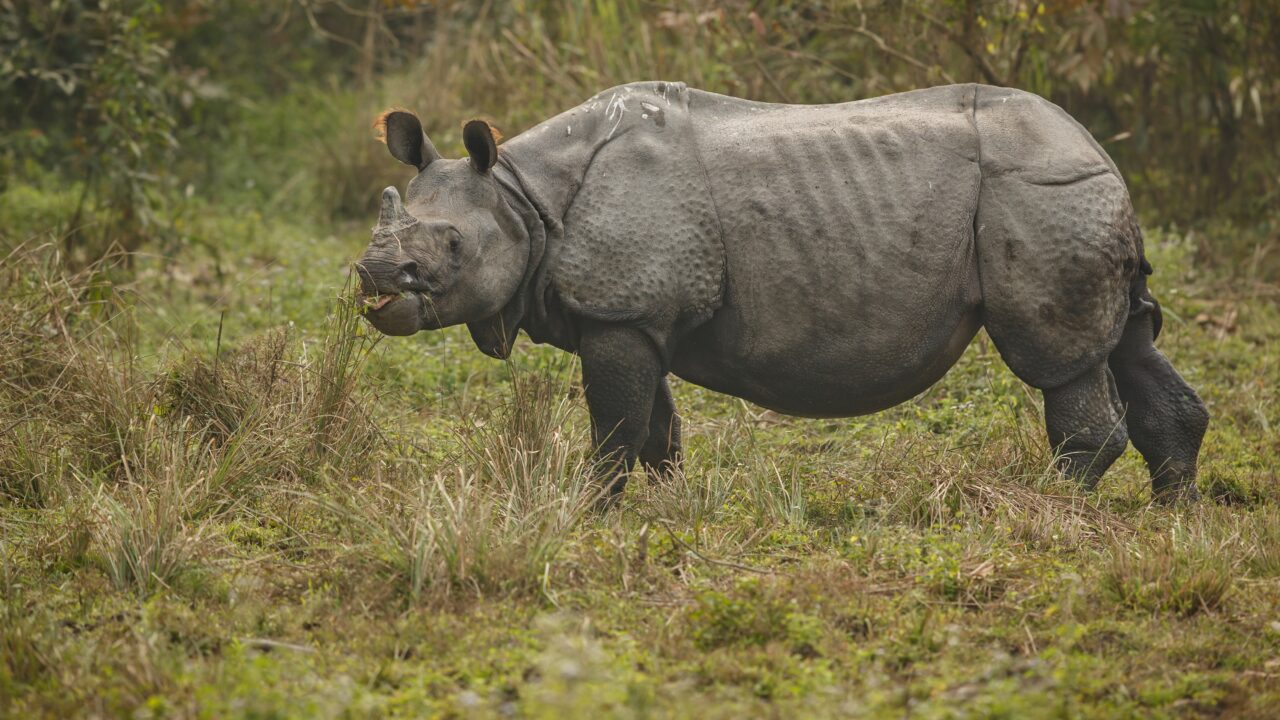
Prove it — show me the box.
[3,0,1277,260]
[2,2,1278,717]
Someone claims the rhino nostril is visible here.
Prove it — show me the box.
[396,261,419,287]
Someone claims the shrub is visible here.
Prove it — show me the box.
[2,2,183,261]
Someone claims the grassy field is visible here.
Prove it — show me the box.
[1,182,1278,718]
[3,2,1280,715]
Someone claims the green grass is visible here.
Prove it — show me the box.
[1,181,1278,718]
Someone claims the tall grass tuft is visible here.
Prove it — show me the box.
[1101,530,1235,616]
[323,369,599,603]
[643,461,734,531]
[0,244,385,596]
[0,243,147,496]
[308,284,382,460]
[93,480,205,597]
[0,420,72,507]
[1247,509,1280,578]
[161,281,382,484]
[449,369,600,589]
[740,456,808,529]
[642,425,807,532]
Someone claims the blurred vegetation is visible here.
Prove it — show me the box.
[2,0,1277,263]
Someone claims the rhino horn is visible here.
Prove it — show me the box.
[377,186,408,227]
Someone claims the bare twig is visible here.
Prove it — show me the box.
[500,28,580,97]
[847,1,956,85]
[240,637,316,654]
[295,0,365,53]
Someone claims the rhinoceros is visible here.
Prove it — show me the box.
[356,82,1208,503]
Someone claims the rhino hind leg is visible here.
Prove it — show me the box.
[638,377,683,481]
[1041,363,1129,490]
[1107,301,1208,502]
[976,170,1147,491]
[975,172,1134,390]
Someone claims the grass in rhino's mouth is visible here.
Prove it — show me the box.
[363,293,402,311]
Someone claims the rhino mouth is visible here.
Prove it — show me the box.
[359,291,430,336]
[362,286,438,311]
[364,293,402,311]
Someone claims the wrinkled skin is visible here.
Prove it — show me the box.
[357,82,1208,504]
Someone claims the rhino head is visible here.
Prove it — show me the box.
[356,110,527,341]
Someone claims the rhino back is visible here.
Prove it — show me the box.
[673,85,984,415]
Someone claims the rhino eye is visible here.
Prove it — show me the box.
[448,234,462,252]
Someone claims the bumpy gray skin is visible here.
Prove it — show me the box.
[357,82,1208,503]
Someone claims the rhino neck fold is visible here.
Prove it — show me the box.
[464,160,565,358]
[498,84,655,224]
[473,82,702,359]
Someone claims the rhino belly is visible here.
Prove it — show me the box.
[670,267,981,418]
[674,89,984,417]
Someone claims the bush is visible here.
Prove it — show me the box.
[2,1,184,260]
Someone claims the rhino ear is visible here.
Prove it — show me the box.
[462,119,501,173]
[375,109,441,170]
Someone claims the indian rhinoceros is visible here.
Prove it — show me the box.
[355,82,1208,503]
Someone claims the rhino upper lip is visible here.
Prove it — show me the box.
[361,270,442,310]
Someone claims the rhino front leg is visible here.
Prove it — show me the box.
[639,377,683,482]
[580,322,662,502]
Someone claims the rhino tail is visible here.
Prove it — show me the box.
[1125,213,1163,342]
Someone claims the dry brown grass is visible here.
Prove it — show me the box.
[856,432,1135,550]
